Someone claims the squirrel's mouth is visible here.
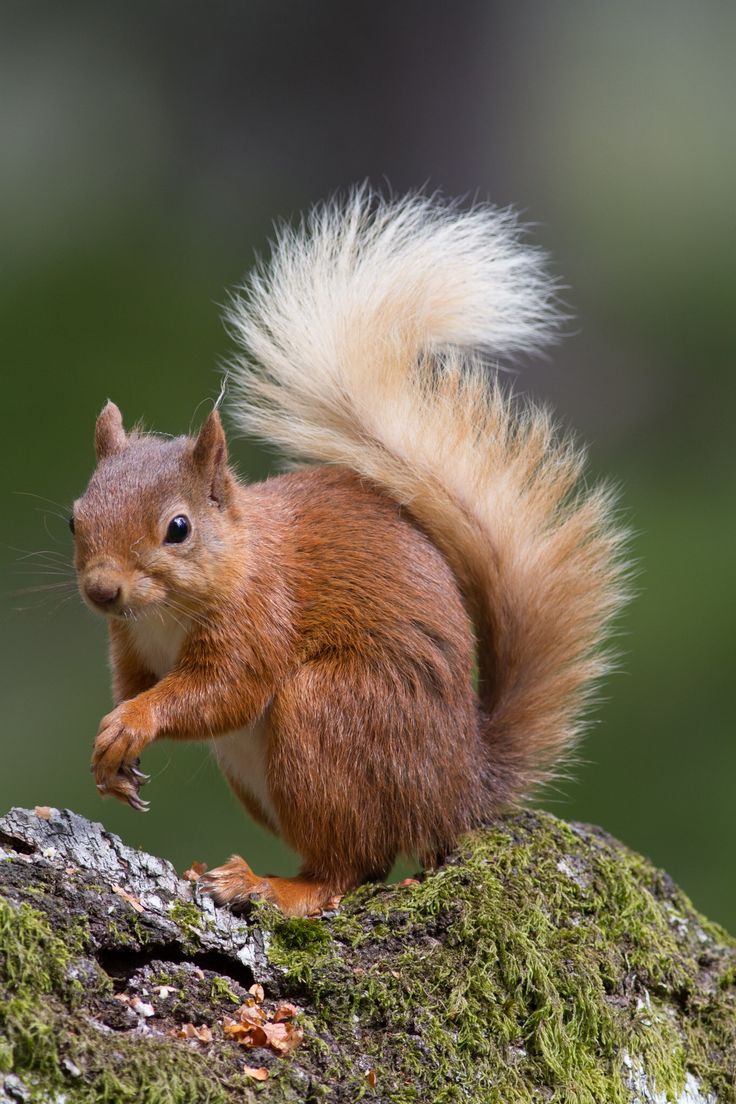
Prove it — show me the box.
[85,597,157,621]
[83,595,132,619]
[83,598,153,622]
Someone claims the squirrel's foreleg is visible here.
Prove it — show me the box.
[91,660,275,808]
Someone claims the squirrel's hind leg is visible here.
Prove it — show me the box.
[200,856,342,917]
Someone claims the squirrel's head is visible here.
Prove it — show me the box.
[71,401,239,621]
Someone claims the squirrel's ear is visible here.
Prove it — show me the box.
[192,409,232,506]
[95,401,127,461]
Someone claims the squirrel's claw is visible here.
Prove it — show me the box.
[96,766,151,812]
[119,764,151,811]
[128,764,151,784]
[117,758,151,809]
[119,757,151,786]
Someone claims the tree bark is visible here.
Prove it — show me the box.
[1,806,733,1103]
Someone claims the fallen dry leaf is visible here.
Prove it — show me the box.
[223,998,303,1056]
[248,982,265,1002]
[236,1002,267,1025]
[272,1002,298,1023]
[223,1018,265,1048]
[172,1023,213,1044]
[183,860,208,882]
[34,806,52,820]
[243,1065,269,1081]
[111,884,145,913]
[366,1070,377,1087]
[262,1021,303,1055]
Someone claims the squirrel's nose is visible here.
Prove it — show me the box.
[85,580,121,609]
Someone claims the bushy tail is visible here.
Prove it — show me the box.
[226,189,629,798]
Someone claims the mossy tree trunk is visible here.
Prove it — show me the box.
[0,806,733,1103]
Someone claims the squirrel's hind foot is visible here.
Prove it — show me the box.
[199,855,342,917]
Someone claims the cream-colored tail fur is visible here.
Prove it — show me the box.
[227,189,628,798]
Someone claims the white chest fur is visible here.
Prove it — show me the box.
[213,713,280,832]
[127,609,278,832]
[128,608,191,680]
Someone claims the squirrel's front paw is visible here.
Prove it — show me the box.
[92,703,155,811]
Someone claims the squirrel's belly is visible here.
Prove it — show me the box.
[212,712,280,833]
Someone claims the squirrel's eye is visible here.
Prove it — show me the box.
[164,515,191,544]
[68,516,75,535]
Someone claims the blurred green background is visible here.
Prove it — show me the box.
[1,2,734,928]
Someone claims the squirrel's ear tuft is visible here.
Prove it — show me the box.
[95,401,127,461]
[192,409,231,506]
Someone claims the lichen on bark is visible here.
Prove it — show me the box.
[0,806,733,1103]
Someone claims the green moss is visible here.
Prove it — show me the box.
[67,1034,258,1104]
[269,913,339,987]
[273,916,334,955]
[0,898,80,1087]
[209,975,240,1004]
[170,898,207,953]
[261,813,735,1103]
[170,899,204,930]
[152,969,175,986]
[106,917,138,948]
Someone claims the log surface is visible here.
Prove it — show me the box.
[0,806,733,1103]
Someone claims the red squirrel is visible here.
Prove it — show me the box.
[70,191,627,917]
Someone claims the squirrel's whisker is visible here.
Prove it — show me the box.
[13,565,76,577]
[43,594,76,617]
[11,582,76,596]
[9,546,70,561]
[41,513,69,545]
[32,507,72,525]
[12,491,71,512]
